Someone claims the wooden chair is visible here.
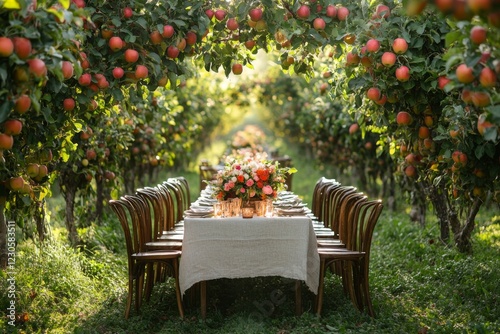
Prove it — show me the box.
[109,197,184,319]
[199,160,221,193]
[310,177,338,222]
[168,176,191,213]
[315,199,383,317]
[136,187,183,250]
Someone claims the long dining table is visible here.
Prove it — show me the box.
[178,192,320,318]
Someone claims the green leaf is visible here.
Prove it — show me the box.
[0,99,11,124]
[58,0,70,9]
[445,30,463,47]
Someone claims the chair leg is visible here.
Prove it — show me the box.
[360,262,375,317]
[315,259,326,316]
[295,280,302,316]
[125,277,134,319]
[145,263,155,302]
[200,280,207,320]
[172,258,184,319]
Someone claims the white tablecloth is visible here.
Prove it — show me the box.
[178,216,320,296]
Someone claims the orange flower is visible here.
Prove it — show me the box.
[237,175,245,183]
[256,169,269,181]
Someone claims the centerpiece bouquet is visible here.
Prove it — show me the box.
[208,150,296,202]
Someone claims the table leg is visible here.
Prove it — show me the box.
[200,280,206,320]
[295,280,302,316]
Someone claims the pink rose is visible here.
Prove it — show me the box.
[246,179,254,187]
[263,185,273,195]
[240,188,246,193]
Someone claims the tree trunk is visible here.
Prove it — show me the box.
[60,171,80,246]
[0,197,7,269]
[454,197,482,253]
[95,173,105,224]
[427,182,450,243]
[35,200,47,242]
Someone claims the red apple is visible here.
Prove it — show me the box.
[214,9,226,21]
[470,26,487,44]
[488,12,500,28]
[108,36,123,51]
[36,165,48,180]
[162,25,175,38]
[112,67,124,79]
[244,40,256,49]
[424,115,434,127]
[123,7,133,19]
[467,0,491,13]
[61,61,74,79]
[0,133,14,150]
[232,63,243,75]
[418,126,430,139]
[477,114,494,135]
[27,58,47,78]
[0,37,14,57]
[435,0,454,12]
[479,67,496,87]
[297,5,311,19]
[150,30,163,45]
[3,119,22,135]
[26,163,40,178]
[405,165,417,178]
[395,65,410,81]
[455,63,475,83]
[396,111,412,125]
[185,31,197,45]
[375,95,387,105]
[452,150,467,166]
[461,89,473,104]
[78,73,91,86]
[381,52,397,67]
[12,37,32,59]
[167,45,180,59]
[226,18,239,31]
[86,149,97,160]
[366,87,381,101]
[205,9,214,20]
[438,75,451,90]
[346,52,360,66]
[9,176,24,191]
[14,95,31,114]
[135,65,148,79]
[63,98,76,111]
[337,6,349,20]
[365,39,380,53]
[249,8,263,21]
[326,5,337,18]
[392,38,408,54]
[313,18,326,30]
[375,4,391,18]
[349,123,359,134]
[471,91,490,107]
[124,49,139,63]
[177,38,186,51]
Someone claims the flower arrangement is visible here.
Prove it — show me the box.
[209,151,296,201]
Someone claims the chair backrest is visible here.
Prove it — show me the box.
[162,180,185,224]
[157,182,177,232]
[109,199,137,262]
[311,177,338,220]
[122,194,153,251]
[345,199,383,253]
[136,187,164,241]
[168,176,191,212]
[326,185,358,234]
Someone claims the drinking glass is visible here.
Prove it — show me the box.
[213,202,223,218]
[254,201,266,217]
[265,198,274,217]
